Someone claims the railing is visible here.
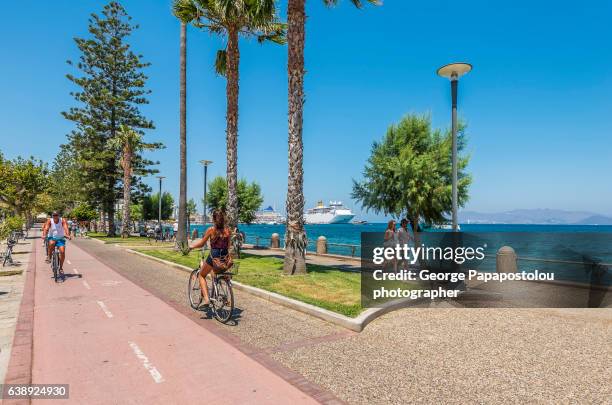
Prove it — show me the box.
[326,242,359,257]
[243,233,361,258]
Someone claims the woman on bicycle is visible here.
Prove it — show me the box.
[189,210,231,306]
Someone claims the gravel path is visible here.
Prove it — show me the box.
[75,239,612,404]
[273,307,611,404]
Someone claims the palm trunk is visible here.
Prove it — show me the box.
[106,177,116,237]
[225,27,240,240]
[121,148,132,238]
[284,0,307,275]
[177,21,188,245]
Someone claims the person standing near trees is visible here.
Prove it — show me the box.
[384,220,397,272]
[397,218,412,271]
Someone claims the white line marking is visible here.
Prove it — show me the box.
[67,260,71,265]
[73,268,79,274]
[128,341,165,383]
[82,280,91,290]
[96,301,113,318]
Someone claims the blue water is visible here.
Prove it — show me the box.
[189,223,612,256]
[187,223,612,284]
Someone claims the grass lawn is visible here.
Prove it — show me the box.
[88,232,173,246]
[135,249,362,317]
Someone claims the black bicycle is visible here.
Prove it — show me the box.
[50,245,64,282]
[188,264,237,323]
[2,238,16,267]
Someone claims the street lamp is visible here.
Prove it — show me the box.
[156,175,166,229]
[437,62,472,231]
[199,160,213,224]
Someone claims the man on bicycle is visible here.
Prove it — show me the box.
[42,211,72,274]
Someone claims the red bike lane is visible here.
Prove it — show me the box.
[13,241,318,404]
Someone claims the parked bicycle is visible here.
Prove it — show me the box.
[2,238,16,267]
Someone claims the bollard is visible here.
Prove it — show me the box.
[316,236,327,255]
[270,233,280,248]
[496,246,517,273]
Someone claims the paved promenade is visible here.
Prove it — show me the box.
[3,236,321,404]
[76,239,612,404]
[3,235,610,404]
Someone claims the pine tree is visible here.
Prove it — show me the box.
[62,1,158,236]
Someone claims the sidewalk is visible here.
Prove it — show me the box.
[5,238,319,404]
[0,233,34,385]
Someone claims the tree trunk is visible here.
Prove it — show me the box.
[177,22,188,246]
[284,0,307,275]
[99,210,106,233]
[107,197,116,237]
[121,148,132,238]
[105,172,116,237]
[225,27,240,253]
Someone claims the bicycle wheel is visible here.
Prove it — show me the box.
[211,277,234,323]
[52,252,59,282]
[188,269,203,310]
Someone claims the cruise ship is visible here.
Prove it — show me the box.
[254,206,285,225]
[304,201,355,224]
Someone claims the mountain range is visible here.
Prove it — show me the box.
[458,209,612,225]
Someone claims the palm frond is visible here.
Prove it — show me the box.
[323,0,382,8]
[215,49,227,76]
[172,0,199,22]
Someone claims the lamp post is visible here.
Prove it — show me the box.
[437,62,472,231]
[199,160,213,224]
[156,175,166,229]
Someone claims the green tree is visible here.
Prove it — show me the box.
[352,114,472,234]
[185,198,197,237]
[109,125,162,238]
[144,192,174,221]
[174,0,284,233]
[69,203,98,222]
[0,154,48,222]
[283,0,379,275]
[48,146,83,213]
[206,176,263,224]
[0,216,24,240]
[62,2,158,236]
[130,204,143,223]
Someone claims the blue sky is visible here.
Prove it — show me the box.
[1,0,611,220]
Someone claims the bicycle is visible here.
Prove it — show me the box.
[50,244,64,282]
[188,261,237,324]
[2,238,16,267]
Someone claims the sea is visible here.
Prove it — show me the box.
[188,223,612,285]
[188,223,612,255]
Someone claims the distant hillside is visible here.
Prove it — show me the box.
[573,215,612,225]
[459,209,612,225]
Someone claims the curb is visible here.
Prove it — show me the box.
[125,249,416,332]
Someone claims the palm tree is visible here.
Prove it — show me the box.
[176,21,188,247]
[283,0,380,274]
[109,125,158,238]
[174,0,285,239]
